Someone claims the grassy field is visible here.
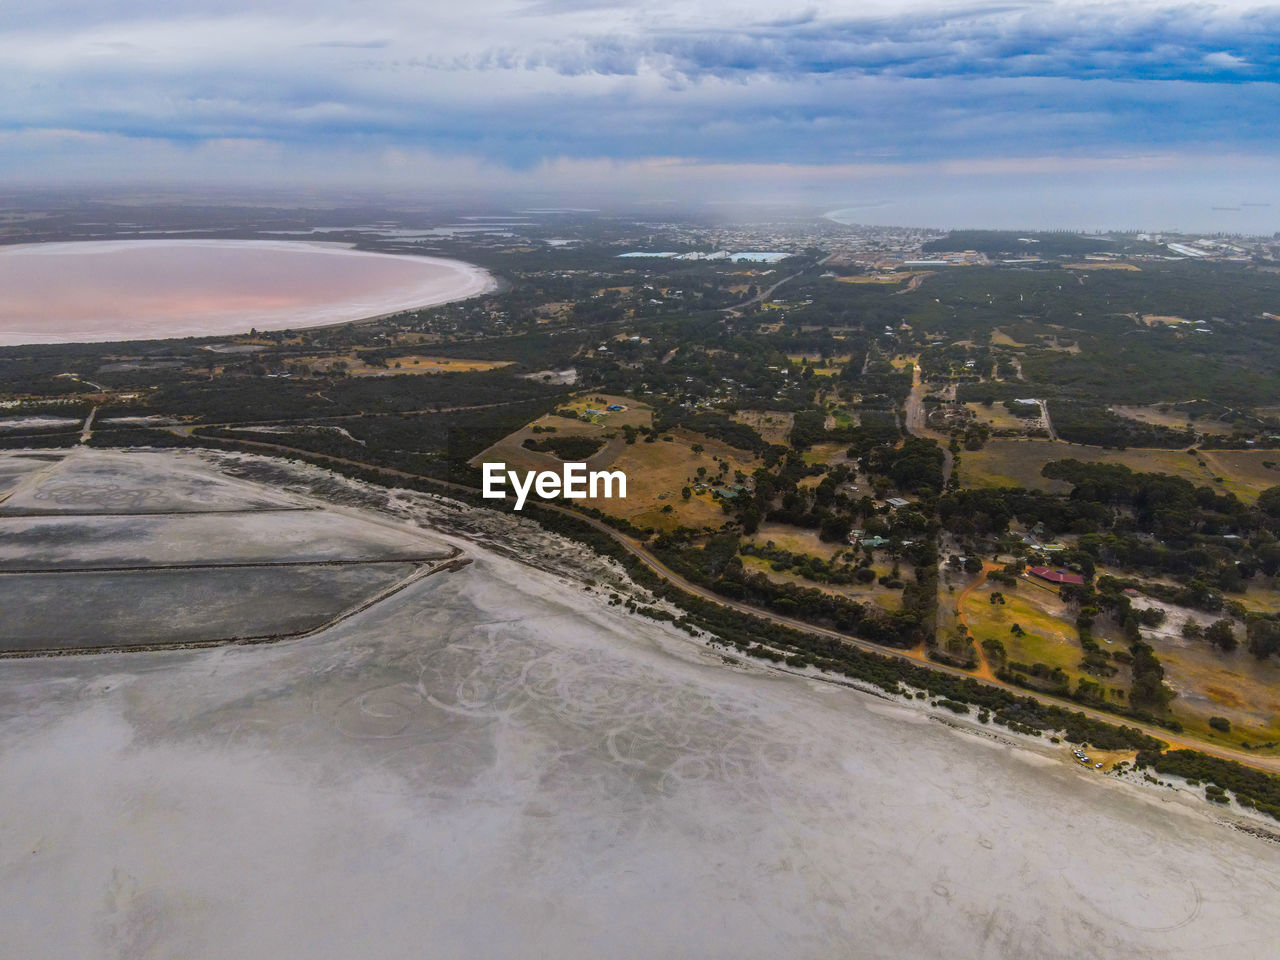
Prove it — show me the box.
[594,430,760,531]
[554,394,654,430]
[958,440,1075,491]
[1198,449,1280,503]
[743,522,844,560]
[989,329,1030,347]
[472,396,756,531]
[828,408,859,429]
[966,402,1029,431]
[739,554,900,611]
[1110,404,1232,435]
[958,439,1280,496]
[472,394,650,465]
[1241,581,1280,615]
[801,442,852,467]
[1063,262,1141,271]
[964,581,1084,674]
[733,409,793,445]
[786,354,849,377]
[936,575,963,642]
[963,570,1280,750]
[833,272,923,285]
[297,354,512,376]
[1146,634,1280,750]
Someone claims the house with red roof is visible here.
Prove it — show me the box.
[1027,566,1084,586]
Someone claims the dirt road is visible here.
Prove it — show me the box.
[721,269,805,317]
[179,430,1280,773]
[1039,399,1058,440]
[904,363,954,485]
[79,406,96,444]
[893,272,931,295]
[953,561,999,682]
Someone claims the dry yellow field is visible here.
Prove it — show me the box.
[1140,314,1191,326]
[743,522,844,560]
[801,442,852,467]
[1148,634,1280,749]
[1241,583,1280,615]
[1110,405,1234,435]
[1063,262,1141,271]
[966,402,1030,431]
[580,429,759,531]
[554,394,654,429]
[733,410,793,446]
[474,400,757,532]
[964,574,1280,745]
[534,302,574,322]
[297,354,511,376]
[959,439,1280,497]
[787,354,849,376]
[470,429,616,478]
[1198,449,1280,503]
[832,272,923,285]
[739,554,900,611]
[989,329,1029,347]
[469,393,651,476]
[957,440,1075,491]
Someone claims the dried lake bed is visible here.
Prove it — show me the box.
[0,449,456,650]
[1,450,1279,958]
[0,240,496,345]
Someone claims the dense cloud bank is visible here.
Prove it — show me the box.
[1,1,1277,226]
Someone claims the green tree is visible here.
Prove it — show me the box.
[1206,619,1238,653]
[1129,640,1176,712]
[1247,618,1280,660]
[1258,485,1280,518]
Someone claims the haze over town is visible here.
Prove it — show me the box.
[2,0,1278,231]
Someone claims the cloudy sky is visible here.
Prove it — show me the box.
[3,0,1278,229]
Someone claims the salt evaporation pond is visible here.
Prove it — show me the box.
[0,240,496,345]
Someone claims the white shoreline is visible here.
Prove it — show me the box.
[0,239,498,346]
[4,448,1280,959]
